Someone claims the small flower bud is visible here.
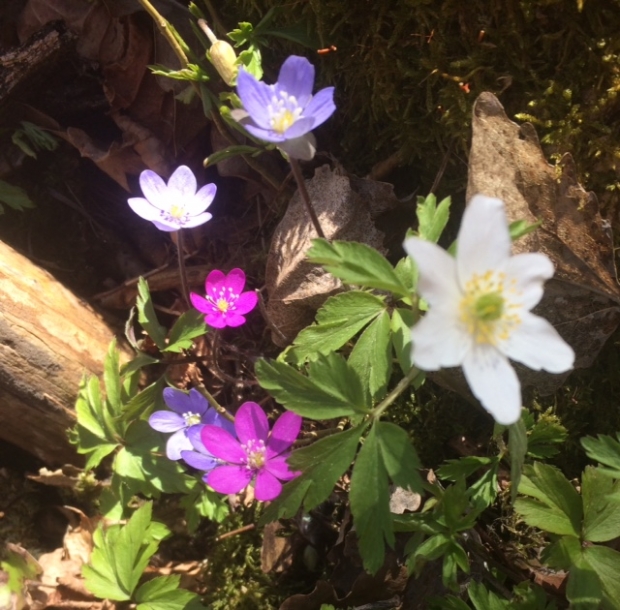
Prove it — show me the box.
[199,19,238,86]
[207,40,238,86]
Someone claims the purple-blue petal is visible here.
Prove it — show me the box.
[267,411,302,458]
[282,117,315,139]
[190,183,217,215]
[235,402,269,445]
[207,465,253,494]
[254,469,283,501]
[236,70,275,130]
[275,56,315,105]
[166,429,193,460]
[139,170,168,209]
[163,387,208,416]
[181,449,219,472]
[303,87,336,129]
[148,410,185,433]
[243,123,286,143]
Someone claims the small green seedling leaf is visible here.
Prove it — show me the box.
[164,309,207,352]
[135,574,206,610]
[0,179,35,212]
[136,278,167,350]
[416,194,451,243]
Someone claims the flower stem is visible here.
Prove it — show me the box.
[136,0,188,67]
[289,158,326,239]
[372,366,423,420]
[194,383,235,422]
[175,230,191,310]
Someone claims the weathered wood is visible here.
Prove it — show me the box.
[0,240,129,465]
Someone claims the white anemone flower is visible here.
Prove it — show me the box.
[403,194,575,425]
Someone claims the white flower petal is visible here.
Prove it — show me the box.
[128,197,160,221]
[457,195,511,284]
[410,308,472,370]
[462,345,522,425]
[501,311,575,373]
[187,183,217,215]
[505,252,554,309]
[139,170,168,210]
[167,165,197,197]
[277,133,316,160]
[403,238,461,306]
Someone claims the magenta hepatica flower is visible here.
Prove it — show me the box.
[201,402,302,502]
[149,388,231,460]
[128,165,216,232]
[190,268,258,329]
[403,194,575,426]
[231,55,336,161]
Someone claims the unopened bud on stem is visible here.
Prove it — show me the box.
[198,18,238,86]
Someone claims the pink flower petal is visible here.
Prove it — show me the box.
[190,292,215,315]
[267,412,302,458]
[201,425,246,462]
[235,291,258,315]
[225,268,247,295]
[235,402,269,445]
[265,454,298,481]
[221,313,246,328]
[205,312,228,329]
[254,469,283,501]
[207,465,252,494]
[206,269,227,296]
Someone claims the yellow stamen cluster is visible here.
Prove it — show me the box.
[216,298,229,312]
[459,270,522,345]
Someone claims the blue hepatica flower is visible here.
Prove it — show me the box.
[149,388,232,460]
[231,55,336,161]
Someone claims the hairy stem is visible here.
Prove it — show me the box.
[372,365,423,420]
[289,158,326,238]
[194,383,235,422]
[175,230,191,310]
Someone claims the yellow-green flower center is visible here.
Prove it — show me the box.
[184,411,202,426]
[271,109,296,134]
[216,298,229,312]
[169,204,185,219]
[459,271,522,345]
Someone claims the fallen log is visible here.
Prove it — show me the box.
[0,240,129,465]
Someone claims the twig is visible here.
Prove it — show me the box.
[289,158,326,238]
[194,383,235,422]
[215,523,255,542]
[137,0,188,66]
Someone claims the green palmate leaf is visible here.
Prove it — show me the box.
[204,145,263,167]
[181,485,229,533]
[566,561,603,610]
[581,433,620,477]
[509,417,528,501]
[0,179,35,212]
[391,308,415,374]
[416,194,451,243]
[467,581,510,610]
[122,378,166,421]
[286,291,386,364]
[348,310,392,400]
[164,309,207,353]
[375,422,423,491]
[442,479,476,532]
[261,425,365,524]
[582,545,620,602]
[350,424,393,574]
[135,575,205,610]
[541,534,581,571]
[393,256,418,304]
[255,353,370,419]
[307,239,409,297]
[515,462,582,537]
[581,466,620,542]
[414,532,451,562]
[113,421,194,497]
[429,596,471,610]
[120,353,160,377]
[526,414,567,459]
[104,340,122,417]
[83,503,166,601]
[136,278,167,350]
[438,456,500,507]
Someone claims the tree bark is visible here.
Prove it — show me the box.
[0,240,129,465]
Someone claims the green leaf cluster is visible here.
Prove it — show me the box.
[0,179,34,213]
[515,462,620,608]
[83,503,205,608]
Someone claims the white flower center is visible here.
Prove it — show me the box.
[459,271,522,345]
[207,287,239,313]
[183,411,202,427]
[241,439,266,470]
[161,203,189,226]
[268,92,303,134]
